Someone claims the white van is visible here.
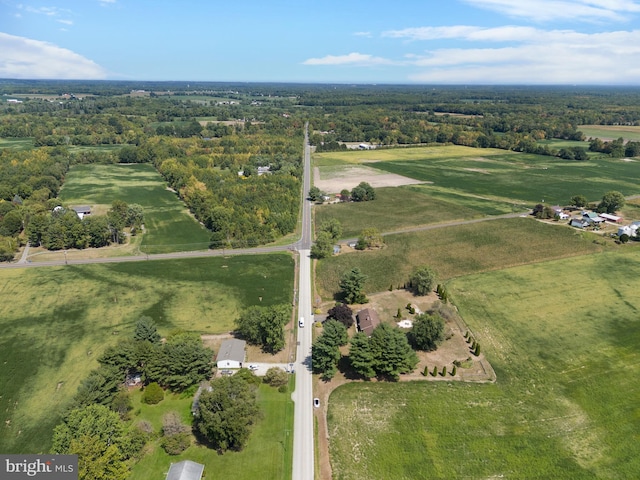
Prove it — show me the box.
[298,317,304,328]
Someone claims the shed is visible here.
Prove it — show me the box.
[165,460,204,480]
[216,338,246,369]
[570,218,589,229]
[599,213,622,223]
[71,205,91,220]
[356,308,380,336]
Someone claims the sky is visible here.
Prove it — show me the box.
[2,0,640,84]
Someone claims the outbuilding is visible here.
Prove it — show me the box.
[165,460,204,480]
[216,339,246,369]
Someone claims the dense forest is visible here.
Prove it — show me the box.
[1,80,640,260]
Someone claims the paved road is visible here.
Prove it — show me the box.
[291,123,315,480]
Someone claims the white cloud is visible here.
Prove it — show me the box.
[405,29,640,83]
[0,33,107,79]
[303,52,394,66]
[57,19,74,26]
[353,31,373,38]
[462,0,640,22]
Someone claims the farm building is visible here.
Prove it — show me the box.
[216,339,246,369]
[71,205,91,219]
[599,213,622,223]
[618,222,639,237]
[356,308,380,336]
[582,211,604,225]
[165,460,204,480]
[570,218,590,229]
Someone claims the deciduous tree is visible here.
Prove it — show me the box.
[409,266,437,296]
[408,313,445,351]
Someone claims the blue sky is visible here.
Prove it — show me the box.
[2,0,640,84]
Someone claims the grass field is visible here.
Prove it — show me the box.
[0,254,294,454]
[314,185,525,238]
[0,137,34,150]
[316,217,609,299]
[328,248,640,479]
[579,124,640,142]
[59,164,211,253]
[129,381,294,480]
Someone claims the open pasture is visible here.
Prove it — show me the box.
[315,185,522,238]
[0,137,34,150]
[370,152,640,205]
[0,254,293,453]
[59,163,211,253]
[129,382,294,480]
[579,124,640,142]
[328,248,640,479]
[316,217,608,299]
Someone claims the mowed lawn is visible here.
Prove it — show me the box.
[0,254,293,454]
[59,164,211,253]
[328,248,640,479]
[128,383,293,480]
[315,185,524,239]
[370,152,640,206]
[316,217,608,299]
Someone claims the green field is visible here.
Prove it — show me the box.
[316,217,609,299]
[315,185,525,238]
[328,248,640,479]
[129,382,293,480]
[369,152,639,206]
[313,145,507,167]
[313,145,640,206]
[0,254,294,454]
[0,137,34,150]
[59,164,211,253]
[579,124,640,142]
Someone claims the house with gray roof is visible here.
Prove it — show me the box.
[216,338,246,369]
[165,460,204,480]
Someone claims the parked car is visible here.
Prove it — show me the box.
[313,398,320,408]
[249,364,258,371]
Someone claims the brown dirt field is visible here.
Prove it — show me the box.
[313,290,496,480]
[313,166,425,194]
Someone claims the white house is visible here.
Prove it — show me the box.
[216,339,246,369]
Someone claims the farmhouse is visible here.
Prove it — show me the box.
[216,339,246,369]
[71,205,91,219]
[165,460,204,480]
[356,308,380,336]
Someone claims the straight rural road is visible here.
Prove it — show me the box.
[291,123,315,480]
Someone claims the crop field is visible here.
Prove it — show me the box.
[129,382,294,480]
[59,164,211,253]
[328,248,640,479]
[314,184,524,238]
[369,152,640,206]
[0,254,294,453]
[579,124,640,142]
[313,145,506,167]
[316,217,608,299]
